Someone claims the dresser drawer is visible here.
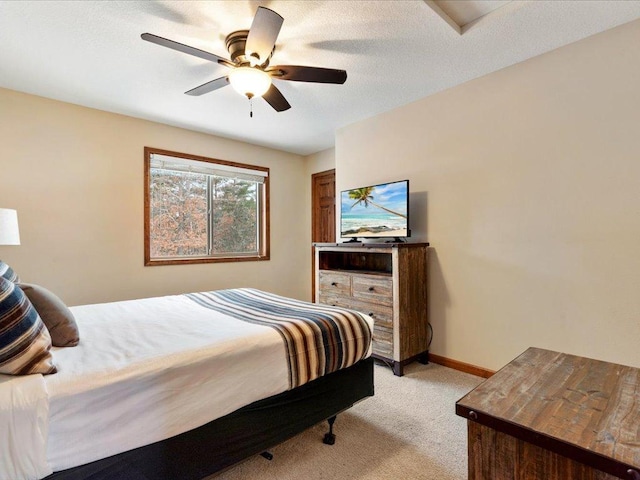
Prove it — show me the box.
[347,299,393,328]
[318,271,351,296]
[318,295,393,329]
[372,325,393,357]
[352,275,393,306]
[317,294,352,309]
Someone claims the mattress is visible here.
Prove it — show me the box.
[40,288,373,474]
[44,293,286,472]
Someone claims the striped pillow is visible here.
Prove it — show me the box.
[0,277,57,375]
[0,260,20,283]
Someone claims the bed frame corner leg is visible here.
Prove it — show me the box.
[323,415,337,445]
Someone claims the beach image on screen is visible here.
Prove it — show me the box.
[341,181,408,237]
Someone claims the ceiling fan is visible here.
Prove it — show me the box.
[141,6,347,115]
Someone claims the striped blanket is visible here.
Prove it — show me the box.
[187,288,372,389]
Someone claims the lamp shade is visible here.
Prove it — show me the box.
[0,209,20,245]
[228,67,272,98]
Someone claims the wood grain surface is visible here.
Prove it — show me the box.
[457,347,640,479]
[468,422,619,480]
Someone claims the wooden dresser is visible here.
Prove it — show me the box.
[456,347,640,480]
[314,243,429,376]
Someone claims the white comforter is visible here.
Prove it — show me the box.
[1,293,290,479]
[0,374,50,480]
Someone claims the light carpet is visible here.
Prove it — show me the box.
[210,361,484,480]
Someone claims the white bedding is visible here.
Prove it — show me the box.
[44,293,289,476]
[0,290,373,480]
[0,374,51,480]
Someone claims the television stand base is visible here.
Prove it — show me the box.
[385,237,406,243]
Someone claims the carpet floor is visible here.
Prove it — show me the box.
[209,361,483,480]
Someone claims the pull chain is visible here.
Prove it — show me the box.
[246,93,255,118]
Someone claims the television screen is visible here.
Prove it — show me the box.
[340,180,409,239]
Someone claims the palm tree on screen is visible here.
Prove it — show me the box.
[348,187,407,219]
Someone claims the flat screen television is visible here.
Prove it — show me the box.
[340,179,409,242]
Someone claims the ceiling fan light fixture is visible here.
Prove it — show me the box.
[229,67,271,98]
[142,6,346,113]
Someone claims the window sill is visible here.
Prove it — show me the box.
[145,254,270,266]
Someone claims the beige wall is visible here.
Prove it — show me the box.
[0,88,308,306]
[305,148,335,177]
[336,19,640,370]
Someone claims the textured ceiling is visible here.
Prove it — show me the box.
[1,1,639,155]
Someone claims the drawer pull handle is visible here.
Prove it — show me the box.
[628,469,640,480]
[368,287,375,292]
[469,411,478,421]
[331,282,337,286]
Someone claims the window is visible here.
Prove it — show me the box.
[144,147,269,265]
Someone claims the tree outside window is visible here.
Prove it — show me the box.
[144,147,269,265]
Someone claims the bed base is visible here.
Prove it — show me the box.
[45,357,374,480]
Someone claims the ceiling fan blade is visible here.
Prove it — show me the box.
[245,7,284,66]
[262,84,291,112]
[141,33,234,68]
[267,65,347,84]
[185,76,230,96]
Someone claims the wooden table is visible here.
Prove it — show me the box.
[456,348,640,480]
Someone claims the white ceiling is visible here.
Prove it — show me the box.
[1,1,639,156]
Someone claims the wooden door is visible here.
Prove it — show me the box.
[311,169,336,300]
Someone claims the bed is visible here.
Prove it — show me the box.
[0,288,374,480]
